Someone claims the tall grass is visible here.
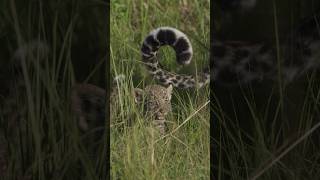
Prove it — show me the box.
[110,0,210,179]
[0,0,107,179]
[212,1,320,179]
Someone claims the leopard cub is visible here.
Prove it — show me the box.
[134,84,173,134]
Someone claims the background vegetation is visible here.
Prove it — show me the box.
[0,0,107,179]
[213,0,320,179]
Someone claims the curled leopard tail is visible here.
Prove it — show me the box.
[141,27,209,89]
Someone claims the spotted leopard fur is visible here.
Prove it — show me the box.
[213,12,320,86]
[109,74,172,134]
[141,27,210,89]
[139,26,210,133]
[133,84,172,134]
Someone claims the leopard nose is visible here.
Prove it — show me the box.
[159,109,165,114]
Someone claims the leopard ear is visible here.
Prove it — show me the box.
[167,84,173,92]
[166,84,173,100]
[133,88,144,103]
